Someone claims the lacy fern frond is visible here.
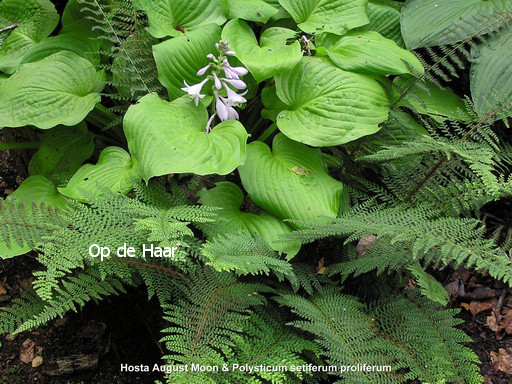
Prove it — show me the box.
[202,232,295,280]
[370,291,482,384]
[286,203,512,284]
[0,200,66,256]
[277,287,482,384]
[0,267,131,335]
[276,286,407,384]
[33,185,215,301]
[160,267,271,384]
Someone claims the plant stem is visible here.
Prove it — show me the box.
[256,124,277,142]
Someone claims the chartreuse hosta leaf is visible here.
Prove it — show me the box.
[58,147,139,203]
[222,19,302,83]
[153,24,221,99]
[28,122,94,183]
[471,29,512,121]
[395,78,473,122]
[0,52,105,130]
[124,94,249,181]
[220,0,278,22]
[20,32,101,67]
[0,176,68,259]
[274,57,390,147]
[401,0,512,49]
[277,0,369,35]
[358,0,404,47]
[133,0,225,38]
[0,0,59,74]
[238,133,348,226]
[198,182,301,257]
[316,31,423,76]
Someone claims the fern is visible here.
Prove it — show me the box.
[202,232,295,281]
[285,203,512,284]
[277,287,482,384]
[0,267,131,335]
[160,267,271,384]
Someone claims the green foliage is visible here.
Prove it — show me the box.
[0,0,59,74]
[160,267,271,384]
[274,57,390,146]
[124,94,249,180]
[197,181,300,256]
[239,134,347,224]
[0,51,105,129]
[3,2,511,383]
[0,176,68,259]
[278,287,481,383]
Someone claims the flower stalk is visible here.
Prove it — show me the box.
[181,40,248,133]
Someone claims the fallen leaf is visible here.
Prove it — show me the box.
[461,298,497,317]
[0,280,7,295]
[444,279,465,298]
[20,338,36,364]
[356,235,377,256]
[316,258,326,275]
[32,356,43,368]
[491,348,512,374]
[465,286,497,300]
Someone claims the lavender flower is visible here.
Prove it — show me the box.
[181,78,209,106]
[181,40,248,133]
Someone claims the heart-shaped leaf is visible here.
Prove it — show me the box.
[471,29,512,121]
[124,93,249,181]
[0,0,59,74]
[221,19,303,83]
[153,24,221,99]
[198,182,301,256]
[0,176,68,259]
[316,31,423,76]
[274,57,390,147]
[220,0,278,22]
[133,0,225,38]
[58,147,139,202]
[0,51,105,130]
[277,0,369,35]
[395,78,473,122]
[358,0,404,47]
[20,32,101,67]
[401,0,512,49]
[28,122,94,183]
[238,133,347,225]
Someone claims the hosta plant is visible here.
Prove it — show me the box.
[1,0,512,383]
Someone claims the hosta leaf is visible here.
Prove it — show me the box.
[58,147,139,202]
[396,78,473,122]
[358,0,404,47]
[133,0,225,38]
[20,32,101,67]
[153,24,221,99]
[222,19,302,83]
[198,182,301,257]
[274,57,390,147]
[471,30,512,121]
[124,93,248,181]
[220,0,278,22]
[262,85,287,122]
[277,0,369,35]
[0,0,59,74]
[316,31,423,76]
[0,176,68,259]
[401,0,512,49]
[28,122,94,183]
[238,133,347,225]
[0,51,105,130]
